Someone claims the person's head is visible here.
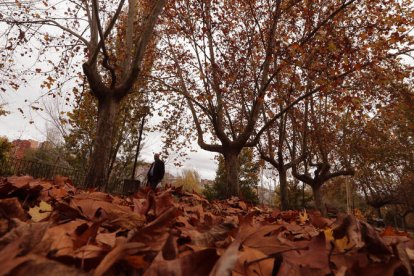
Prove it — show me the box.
[154,153,160,161]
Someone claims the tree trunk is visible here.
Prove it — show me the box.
[224,151,240,198]
[376,207,382,219]
[279,168,289,210]
[85,96,120,190]
[312,184,325,215]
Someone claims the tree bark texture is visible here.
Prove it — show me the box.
[85,97,120,189]
[312,184,325,216]
[224,151,240,198]
[279,168,289,210]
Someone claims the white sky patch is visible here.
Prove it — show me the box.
[0,81,47,140]
[0,87,218,180]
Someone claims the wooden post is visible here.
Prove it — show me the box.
[132,112,147,180]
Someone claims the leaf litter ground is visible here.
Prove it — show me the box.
[0,176,413,275]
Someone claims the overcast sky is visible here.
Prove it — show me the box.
[0,80,218,180]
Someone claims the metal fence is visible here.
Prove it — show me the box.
[0,157,141,195]
[0,157,86,188]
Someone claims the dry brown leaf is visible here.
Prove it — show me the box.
[93,242,148,276]
[0,198,26,221]
[123,255,147,269]
[133,198,150,215]
[233,247,274,276]
[129,207,178,252]
[40,219,85,257]
[73,244,106,259]
[71,197,145,229]
[396,242,413,276]
[0,176,45,198]
[333,215,365,250]
[53,175,77,193]
[72,221,102,249]
[309,210,333,228]
[0,177,413,275]
[96,232,117,248]
[240,224,289,255]
[350,258,405,276]
[48,187,69,200]
[238,201,247,211]
[10,254,86,276]
[154,189,177,216]
[406,247,414,261]
[381,225,410,237]
[359,220,392,257]
[0,220,49,254]
[185,204,205,223]
[192,222,236,247]
[210,239,240,276]
[162,233,178,260]
[52,202,85,221]
[0,238,27,276]
[144,248,219,276]
[6,176,35,189]
[282,232,330,274]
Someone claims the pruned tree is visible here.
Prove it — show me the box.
[290,92,357,214]
[257,110,304,210]
[155,0,413,198]
[0,0,167,188]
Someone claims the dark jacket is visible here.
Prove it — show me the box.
[147,159,165,184]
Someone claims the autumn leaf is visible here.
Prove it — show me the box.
[0,198,26,221]
[1,176,413,275]
[298,209,309,225]
[381,226,409,237]
[28,201,53,222]
[324,227,354,252]
[233,247,274,275]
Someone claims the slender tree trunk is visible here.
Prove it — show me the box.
[279,168,289,210]
[224,151,240,198]
[312,184,325,215]
[85,96,120,189]
[107,115,128,179]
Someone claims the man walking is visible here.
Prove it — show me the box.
[147,153,165,190]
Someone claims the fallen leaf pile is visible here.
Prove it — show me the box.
[0,175,413,275]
